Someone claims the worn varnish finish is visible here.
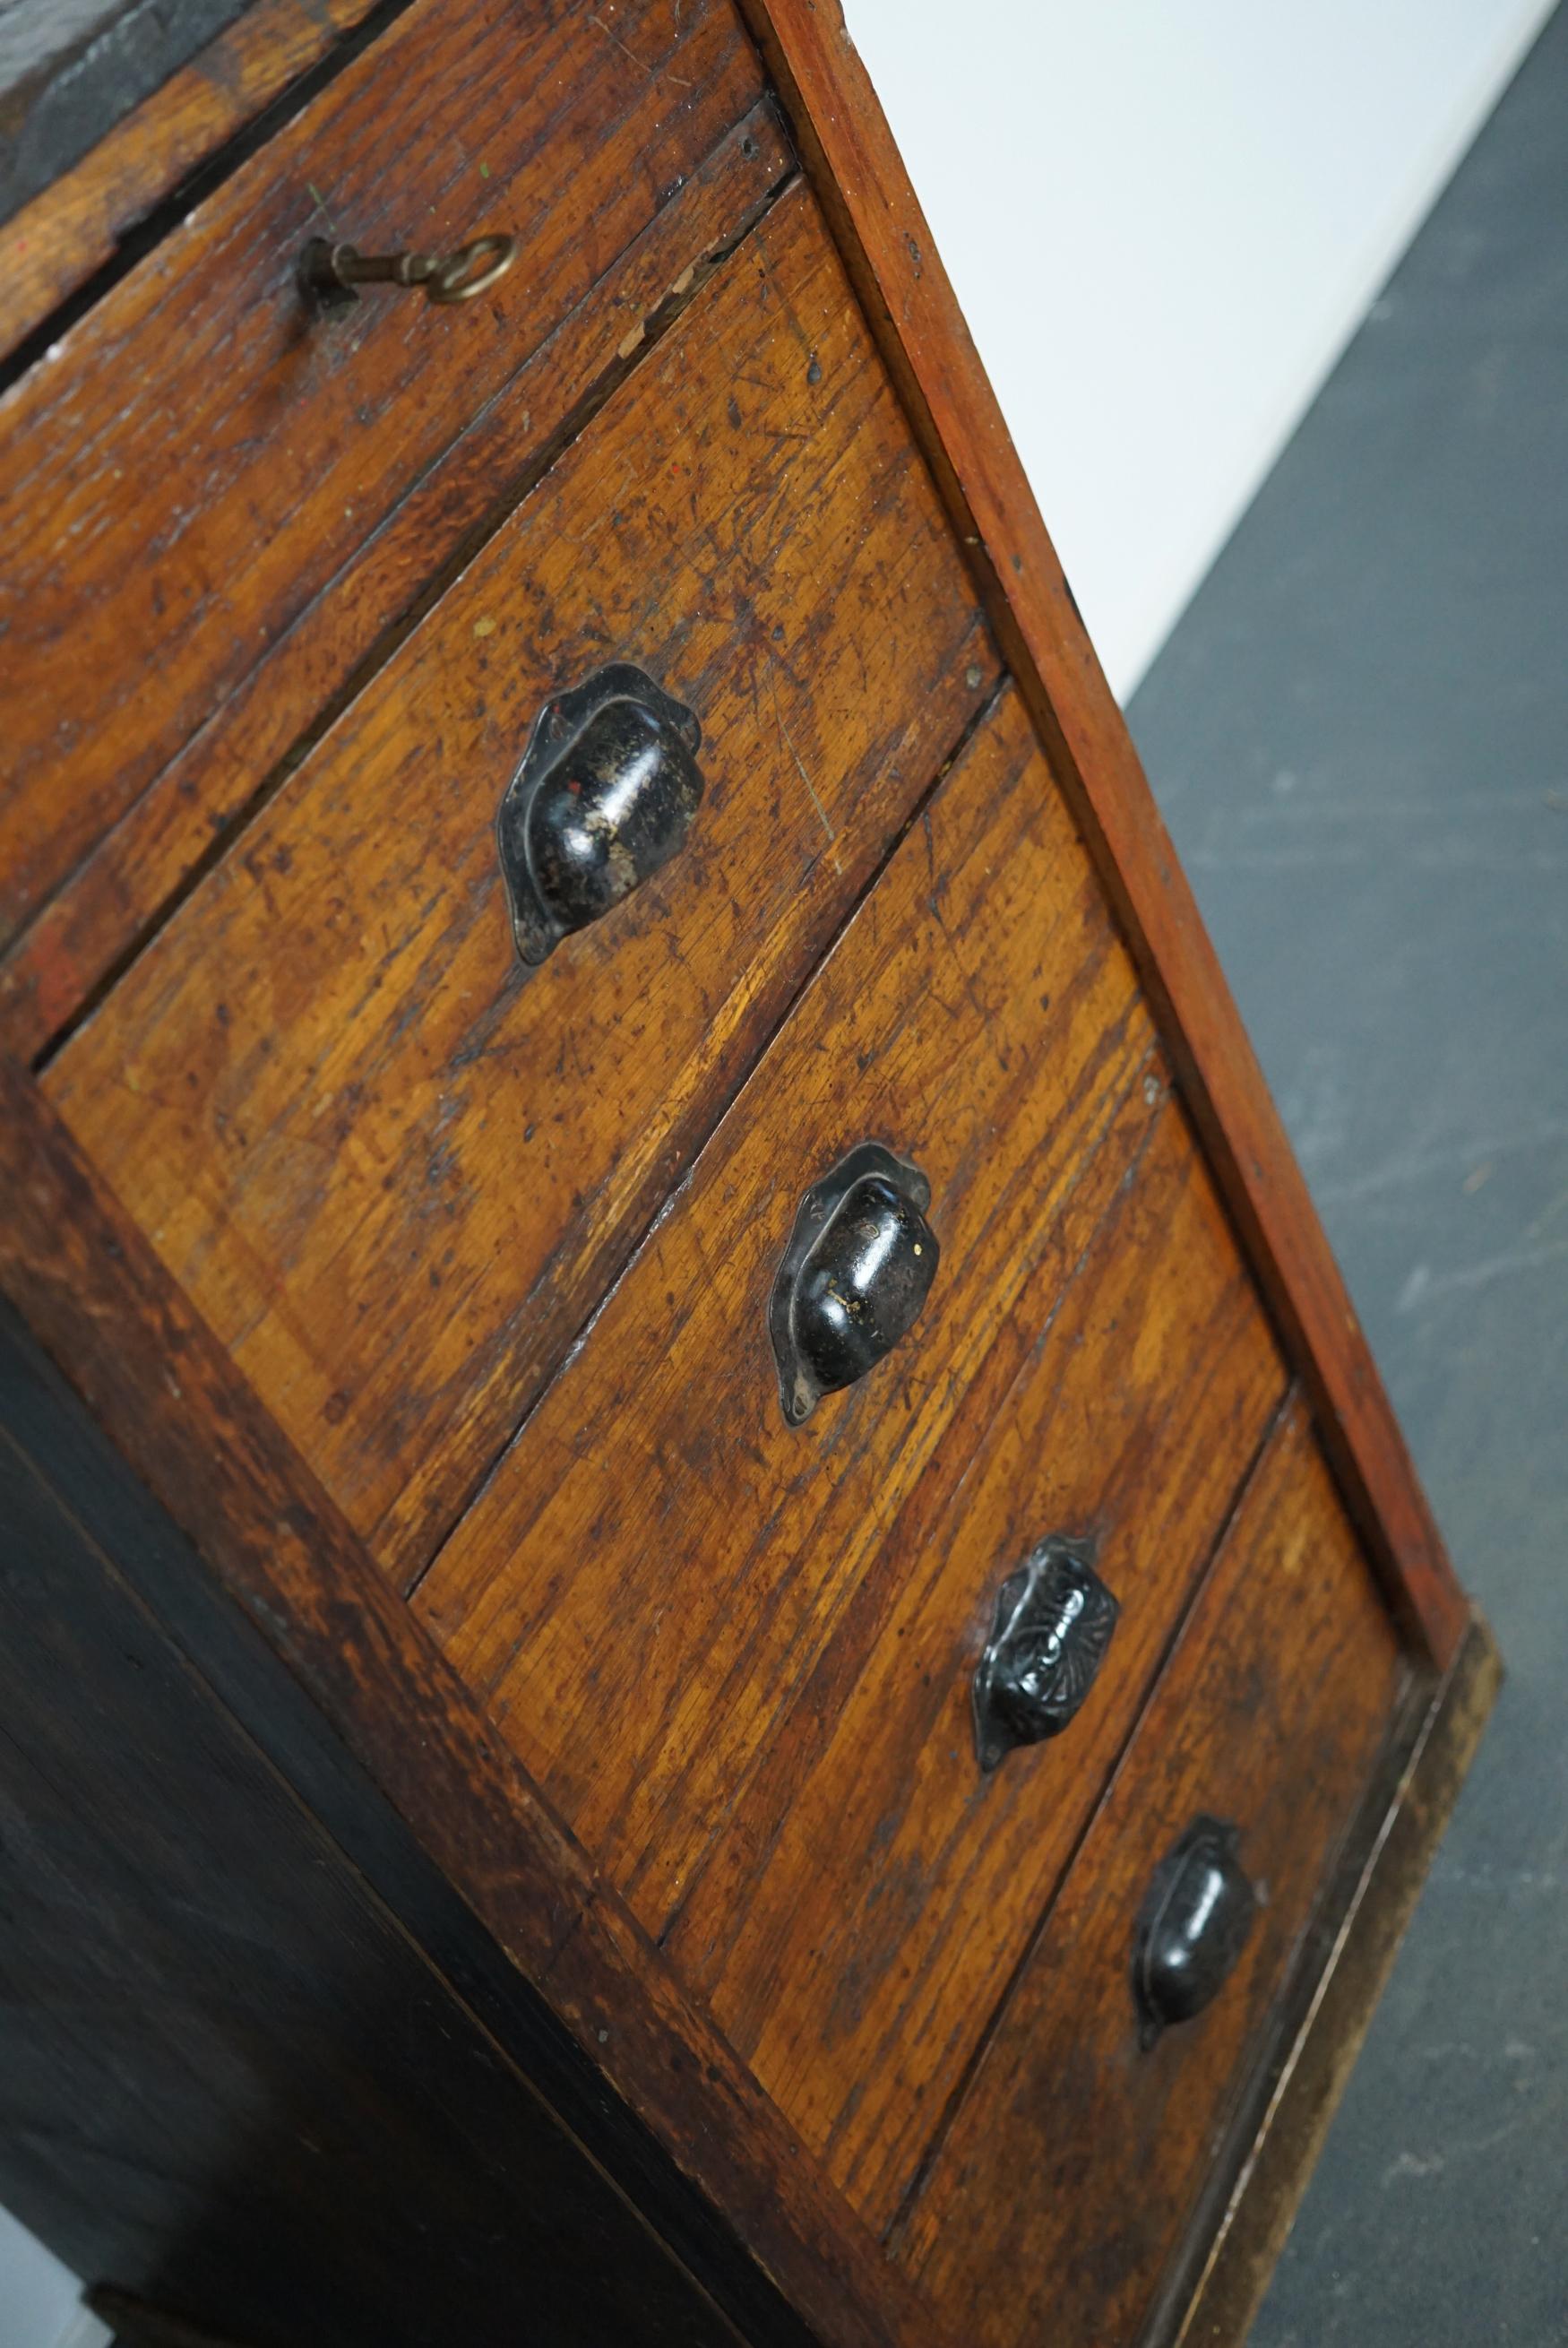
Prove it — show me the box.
[0,3,1497,2340]
[45,183,998,1581]
[896,1402,1407,2347]
[738,0,1469,1672]
[0,0,766,962]
[0,0,382,359]
[1167,1620,1500,2348]
[416,687,1154,1925]
[670,1094,1288,2227]
[0,1063,947,2348]
[2,101,793,1060]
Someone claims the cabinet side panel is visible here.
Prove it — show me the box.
[0,1320,758,2348]
[0,1067,942,2348]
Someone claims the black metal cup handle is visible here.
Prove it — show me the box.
[496,664,705,967]
[769,1143,939,1426]
[1132,1816,1260,2049]
[972,1537,1119,1772]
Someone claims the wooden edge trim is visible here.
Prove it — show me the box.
[735,0,1469,1670]
[1161,1613,1503,2347]
[0,0,384,363]
[0,1058,938,2348]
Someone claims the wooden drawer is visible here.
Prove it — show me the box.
[43,183,998,1582]
[0,9,1495,2348]
[894,1401,1408,2348]
[0,0,786,1049]
[412,682,1280,2042]
[668,1092,1288,2226]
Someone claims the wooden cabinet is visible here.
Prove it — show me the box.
[0,5,1497,2344]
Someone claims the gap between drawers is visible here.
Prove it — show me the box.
[400,673,1014,1610]
[881,1378,1305,2252]
[22,126,801,1076]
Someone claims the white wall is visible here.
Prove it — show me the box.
[0,2209,107,2348]
[843,0,1556,701]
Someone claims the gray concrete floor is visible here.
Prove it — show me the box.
[1128,10,1568,2341]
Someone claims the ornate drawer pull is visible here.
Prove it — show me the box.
[300,230,517,314]
[769,1143,939,1425]
[497,664,705,966]
[971,1536,1118,1772]
[1133,1816,1259,2050]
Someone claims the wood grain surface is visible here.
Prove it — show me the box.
[737,0,1469,1672]
[894,1399,1407,2347]
[0,1059,948,2348]
[1167,1619,1495,2348]
[669,1096,1288,2228]
[415,686,1157,1936]
[0,0,381,362]
[0,7,1491,2343]
[45,181,998,1583]
[2,98,794,1061]
[0,0,764,963]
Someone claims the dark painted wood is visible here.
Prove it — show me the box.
[0,1300,822,2348]
[0,4,1503,2340]
[893,1402,1408,2348]
[90,2289,257,2348]
[0,1065,946,2348]
[0,1325,748,2348]
[734,0,1470,1672]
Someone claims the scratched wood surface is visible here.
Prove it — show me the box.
[0,6,1495,2344]
[895,1400,1407,2347]
[739,0,1470,1675]
[415,688,1167,1944]
[0,0,767,972]
[1,99,793,1061]
[667,1094,1289,2229]
[46,182,998,1584]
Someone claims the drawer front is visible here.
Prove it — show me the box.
[44,184,998,1582]
[415,686,1164,1931]
[667,1089,1288,2226]
[895,1401,1406,2348]
[0,0,777,1015]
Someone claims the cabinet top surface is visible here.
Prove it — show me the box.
[0,0,254,223]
